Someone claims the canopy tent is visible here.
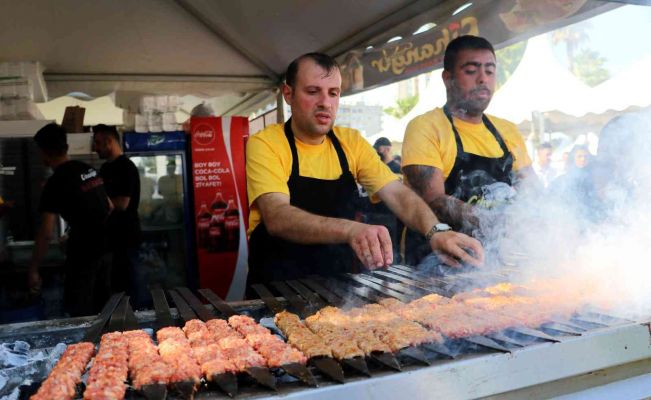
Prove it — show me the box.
[36,94,124,126]
[362,70,446,144]
[593,56,651,111]
[400,70,447,122]
[486,34,597,123]
[0,0,467,116]
[0,0,629,118]
[515,55,651,139]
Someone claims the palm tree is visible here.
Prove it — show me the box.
[551,24,590,74]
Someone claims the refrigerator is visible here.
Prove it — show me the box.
[123,131,196,306]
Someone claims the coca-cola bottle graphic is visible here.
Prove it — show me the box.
[208,192,227,252]
[224,197,240,252]
[196,202,211,248]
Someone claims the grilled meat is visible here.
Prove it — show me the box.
[228,315,307,367]
[83,332,129,400]
[274,311,333,359]
[123,330,173,390]
[203,318,267,370]
[156,327,202,385]
[30,342,94,400]
[181,319,238,377]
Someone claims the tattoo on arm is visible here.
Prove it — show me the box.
[403,165,479,234]
[403,165,435,199]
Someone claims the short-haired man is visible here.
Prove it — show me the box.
[30,123,112,316]
[401,35,535,265]
[246,52,483,284]
[533,142,557,188]
[93,125,142,298]
[373,137,401,174]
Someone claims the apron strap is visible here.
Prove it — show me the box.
[283,118,350,177]
[442,105,510,159]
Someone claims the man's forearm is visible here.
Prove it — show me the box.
[29,226,52,272]
[264,204,360,245]
[378,181,437,235]
[111,196,130,211]
[403,164,478,233]
[427,195,479,233]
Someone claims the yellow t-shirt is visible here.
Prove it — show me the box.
[246,123,398,234]
[402,108,531,178]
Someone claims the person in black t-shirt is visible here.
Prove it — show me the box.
[373,137,402,174]
[93,124,142,298]
[29,123,113,317]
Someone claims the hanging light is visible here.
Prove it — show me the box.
[452,2,473,16]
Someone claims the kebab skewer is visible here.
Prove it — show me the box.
[203,318,277,390]
[124,329,173,400]
[170,288,278,392]
[273,310,347,381]
[181,319,238,396]
[82,332,129,400]
[180,286,319,387]
[305,306,403,371]
[156,326,202,399]
[30,342,95,400]
[227,315,317,386]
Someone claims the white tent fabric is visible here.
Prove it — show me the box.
[592,56,651,111]
[366,116,407,144]
[487,34,596,123]
[36,95,124,126]
[400,70,448,123]
[1,1,621,117]
[0,0,463,116]
[362,71,447,144]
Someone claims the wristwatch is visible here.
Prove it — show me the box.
[425,223,452,241]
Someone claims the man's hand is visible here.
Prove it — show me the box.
[346,222,393,269]
[27,269,42,294]
[429,231,484,268]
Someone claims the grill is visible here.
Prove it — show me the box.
[2,265,651,399]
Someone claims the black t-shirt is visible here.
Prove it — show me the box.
[39,160,111,258]
[100,155,142,247]
[387,159,401,174]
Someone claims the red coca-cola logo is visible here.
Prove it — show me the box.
[193,123,216,145]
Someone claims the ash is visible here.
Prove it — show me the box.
[0,341,66,399]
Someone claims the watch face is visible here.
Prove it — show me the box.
[435,223,452,231]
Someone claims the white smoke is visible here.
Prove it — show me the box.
[478,108,651,320]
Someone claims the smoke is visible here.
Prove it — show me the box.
[475,108,651,320]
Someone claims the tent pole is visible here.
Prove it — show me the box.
[276,89,285,123]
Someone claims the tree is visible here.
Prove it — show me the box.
[552,25,589,73]
[573,48,610,87]
[496,41,527,88]
[551,23,610,87]
[383,94,419,119]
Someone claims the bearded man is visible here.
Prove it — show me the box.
[401,35,536,265]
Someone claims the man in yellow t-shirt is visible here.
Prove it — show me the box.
[402,35,536,265]
[246,52,484,285]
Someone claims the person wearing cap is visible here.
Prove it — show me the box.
[93,124,142,298]
[245,52,484,285]
[29,123,113,317]
[401,35,536,265]
[373,137,401,174]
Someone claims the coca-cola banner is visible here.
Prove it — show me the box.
[190,116,249,300]
[338,0,615,95]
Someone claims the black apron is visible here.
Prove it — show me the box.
[248,119,359,284]
[442,105,514,203]
[404,106,514,265]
